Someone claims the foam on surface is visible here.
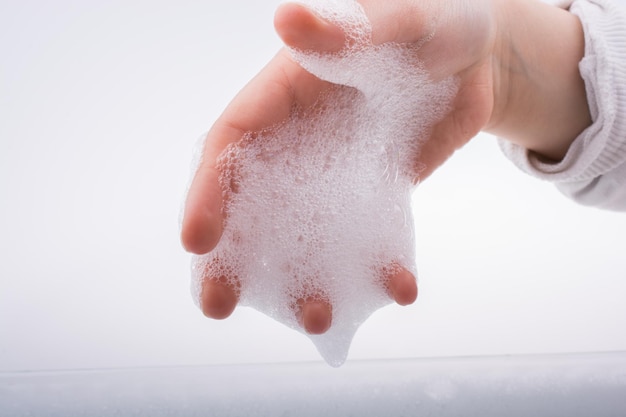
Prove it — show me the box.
[191,0,457,366]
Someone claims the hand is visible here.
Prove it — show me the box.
[181,0,499,333]
[182,0,591,334]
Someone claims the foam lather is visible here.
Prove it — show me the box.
[191,0,457,367]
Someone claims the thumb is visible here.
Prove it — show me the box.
[274,2,346,52]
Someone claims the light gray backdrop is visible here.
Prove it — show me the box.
[1,0,625,372]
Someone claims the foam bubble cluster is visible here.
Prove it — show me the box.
[191,0,457,366]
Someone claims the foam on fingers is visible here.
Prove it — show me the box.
[190,0,457,366]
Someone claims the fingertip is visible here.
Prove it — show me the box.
[180,167,225,255]
[388,268,418,306]
[299,301,332,335]
[180,211,222,255]
[200,278,239,320]
[274,2,345,52]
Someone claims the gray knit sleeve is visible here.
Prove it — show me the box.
[498,0,626,211]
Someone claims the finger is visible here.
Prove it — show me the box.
[274,2,346,52]
[384,264,418,306]
[200,275,240,320]
[295,296,333,335]
[276,1,432,50]
[181,153,225,254]
[181,51,331,255]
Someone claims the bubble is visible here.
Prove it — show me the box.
[191,0,457,366]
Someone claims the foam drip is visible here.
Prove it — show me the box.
[191,0,457,366]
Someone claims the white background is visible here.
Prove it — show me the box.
[1,0,625,372]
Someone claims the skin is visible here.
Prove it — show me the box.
[181,0,591,334]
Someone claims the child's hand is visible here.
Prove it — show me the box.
[181,0,589,334]
[181,0,496,333]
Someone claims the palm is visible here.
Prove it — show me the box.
[418,60,494,180]
[403,0,496,179]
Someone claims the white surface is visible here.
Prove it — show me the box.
[2,352,626,416]
[1,0,626,373]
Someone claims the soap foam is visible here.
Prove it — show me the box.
[191,0,457,367]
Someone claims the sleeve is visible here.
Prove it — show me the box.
[498,0,626,211]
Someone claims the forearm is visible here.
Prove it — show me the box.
[486,0,591,162]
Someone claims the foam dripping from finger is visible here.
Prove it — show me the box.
[191,0,457,367]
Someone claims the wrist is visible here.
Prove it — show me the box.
[486,0,591,162]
